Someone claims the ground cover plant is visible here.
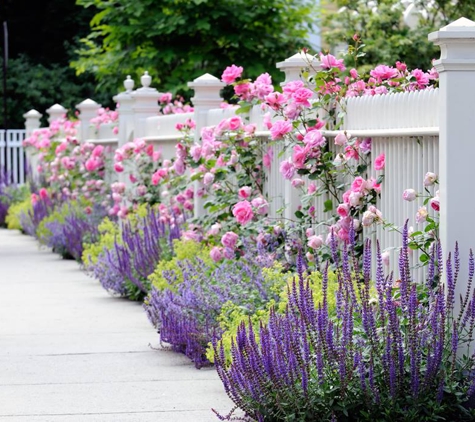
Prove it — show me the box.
[213,225,475,421]
[37,200,107,261]
[83,205,181,301]
[144,243,279,368]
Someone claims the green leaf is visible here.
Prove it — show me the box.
[323,199,333,213]
[295,210,304,219]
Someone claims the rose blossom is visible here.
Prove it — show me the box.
[251,197,269,215]
[291,178,305,188]
[337,203,350,218]
[430,195,440,212]
[203,172,215,186]
[382,251,390,267]
[210,246,224,262]
[279,159,295,180]
[374,152,385,170]
[208,222,222,236]
[334,132,348,146]
[416,206,428,223]
[307,235,324,250]
[221,64,243,84]
[221,231,239,249]
[270,120,293,140]
[424,172,437,186]
[238,186,252,199]
[232,200,254,225]
[403,188,417,201]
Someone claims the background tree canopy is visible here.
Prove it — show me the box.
[71,0,318,95]
[3,0,475,129]
[322,0,475,72]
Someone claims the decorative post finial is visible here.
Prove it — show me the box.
[124,75,134,92]
[140,71,152,89]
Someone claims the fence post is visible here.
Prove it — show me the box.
[276,52,322,222]
[114,75,136,187]
[131,71,160,139]
[187,73,225,218]
[429,17,475,315]
[46,103,67,125]
[23,109,42,136]
[23,109,43,181]
[76,99,102,143]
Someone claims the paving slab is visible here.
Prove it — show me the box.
[0,229,235,421]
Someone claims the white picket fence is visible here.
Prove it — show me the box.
[0,129,27,185]
[22,17,475,290]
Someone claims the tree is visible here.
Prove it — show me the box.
[322,0,475,71]
[72,0,318,95]
[0,0,110,128]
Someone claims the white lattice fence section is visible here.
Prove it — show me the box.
[0,130,27,184]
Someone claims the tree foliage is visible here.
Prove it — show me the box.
[72,0,317,95]
[322,0,475,71]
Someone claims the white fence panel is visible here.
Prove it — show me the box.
[0,129,27,184]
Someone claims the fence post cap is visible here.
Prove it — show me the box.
[276,51,321,69]
[23,109,42,119]
[188,73,225,88]
[46,103,67,113]
[429,17,475,42]
[76,98,101,110]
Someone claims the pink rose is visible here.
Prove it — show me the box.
[424,172,437,186]
[232,200,254,225]
[114,162,124,173]
[337,203,350,218]
[207,222,221,236]
[173,159,186,175]
[292,88,313,107]
[263,147,273,169]
[228,116,243,131]
[374,153,385,170]
[351,176,367,193]
[291,178,305,188]
[320,53,346,71]
[279,159,295,180]
[370,65,398,81]
[334,132,348,146]
[307,235,324,250]
[221,231,239,249]
[238,186,252,199]
[382,251,390,267]
[251,197,269,215]
[403,189,417,202]
[221,64,243,84]
[203,172,215,186]
[270,120,293,140]
[210,247,224,262]
[308,183,317,194]
[430,196,440,212]
[416,206,428,223]
[39,188,49,200]
[92,145,104,157]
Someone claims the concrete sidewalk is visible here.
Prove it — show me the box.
[0,229,234,421]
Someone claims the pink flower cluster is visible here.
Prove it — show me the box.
[159,93,194,115]
[90,107,119,131]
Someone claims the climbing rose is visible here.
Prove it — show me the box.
[279,159,295,180]
[221,65,243,84]
[424,172,438,186]
[403,189,417,201]
[221,231,239,249]
[232,200,254,225]
[270,120,293,140]
[307,235,324,250]
[374,153,385,170]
